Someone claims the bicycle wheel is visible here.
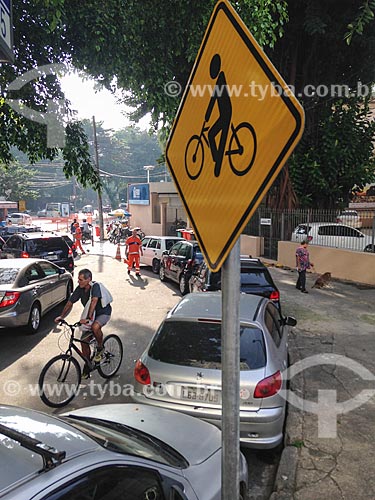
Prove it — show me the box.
[39,354,81,408]
[97,334,123,378]
[185,135,204,180]
[228,122,257,176]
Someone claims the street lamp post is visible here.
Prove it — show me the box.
[144,165,155,183]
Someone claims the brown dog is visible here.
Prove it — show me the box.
[312,272,332,289]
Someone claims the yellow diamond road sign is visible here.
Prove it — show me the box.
[166,0,304,271]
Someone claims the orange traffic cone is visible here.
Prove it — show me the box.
[115,244,122,261]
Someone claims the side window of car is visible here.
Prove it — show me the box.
[264,305,282,347]
[6,236,20,249]
[38,261,59,276]
[24,264,43,282]
[296,225,307,235]
[44,465,166,500]
[148,239,158,249]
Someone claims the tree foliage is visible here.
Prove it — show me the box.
[0,163,38,201]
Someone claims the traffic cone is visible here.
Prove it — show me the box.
[115,244,122,261]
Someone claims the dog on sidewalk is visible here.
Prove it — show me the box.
[312,272,332,289]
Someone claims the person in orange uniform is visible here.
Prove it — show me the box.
[125,228,143,276]
[74,222,86,255]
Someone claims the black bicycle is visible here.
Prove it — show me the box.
[38,320,123,408]
[184,120,257,180]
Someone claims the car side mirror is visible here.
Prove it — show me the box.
[284,316,297,327]
[58,267,66,275]
[162,250,169,256]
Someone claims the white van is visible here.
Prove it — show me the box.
[291,222,375,252]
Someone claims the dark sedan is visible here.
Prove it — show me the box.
[159,239,203,295]
[189,257,281,309]
[0,258,73,334]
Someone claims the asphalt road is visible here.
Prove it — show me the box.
[0,240,281,499]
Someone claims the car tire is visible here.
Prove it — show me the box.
[364,245,375,253]
[152,258,160,274]
[27,303,41,334]
[159,265,166,281]
[179,274,189,295]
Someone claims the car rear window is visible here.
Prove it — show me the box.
[240,268,273,286]
[149,320,266,370]
[0,268,19,284]
[25,238,68,256]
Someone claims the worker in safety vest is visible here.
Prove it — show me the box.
[74,223,86,255]
[125,228,143,276]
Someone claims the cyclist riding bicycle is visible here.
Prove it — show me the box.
[55,268,113,379]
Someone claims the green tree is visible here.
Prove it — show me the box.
[0,163,38,201]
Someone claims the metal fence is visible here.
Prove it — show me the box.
[242,207,375,260]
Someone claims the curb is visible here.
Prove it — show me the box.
[270,328,304,499]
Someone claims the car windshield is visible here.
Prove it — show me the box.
[62,416,188,468]
[0,268,19,285]
[149,320,266,370]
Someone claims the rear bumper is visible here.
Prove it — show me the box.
[132,391,285,449]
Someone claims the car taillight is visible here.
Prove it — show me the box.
[68,248,73,255]
[270,290,279,301]
[254,371,282,398]
[71,243,76,250]
[21,251,29,258]
[134,360,151,385]
[0,291,21,308]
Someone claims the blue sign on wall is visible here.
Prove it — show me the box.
[128,183,150,205]
[0,0,14,63]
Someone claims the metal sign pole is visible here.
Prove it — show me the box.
[221,238,241,499]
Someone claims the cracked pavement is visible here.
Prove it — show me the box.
[268,266,375,500]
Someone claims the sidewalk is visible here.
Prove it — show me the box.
[267,265,375,500]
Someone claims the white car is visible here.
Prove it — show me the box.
[7,212,32,225]
[291,222,375,252]
[336,210,362,228]
[141,235,184,273]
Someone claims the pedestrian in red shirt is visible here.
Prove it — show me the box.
[125,229,143,276]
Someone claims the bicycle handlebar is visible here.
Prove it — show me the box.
[58,319,82,328]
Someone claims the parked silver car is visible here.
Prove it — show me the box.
[140,235,184,273]
[133,292,297,449]
[0,258,73,333]
[0,403,248,500]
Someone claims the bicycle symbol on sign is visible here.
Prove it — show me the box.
[184,53,257,180]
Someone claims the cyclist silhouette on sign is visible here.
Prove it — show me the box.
[205,54,232,177]
[184,55,257,181]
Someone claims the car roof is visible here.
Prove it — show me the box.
[0,258,49,269]
[142,236,184,240]
[296,222,360,228]
[169,292,264,322]
[7,232,65,240]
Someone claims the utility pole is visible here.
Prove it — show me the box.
[92,116,104,241]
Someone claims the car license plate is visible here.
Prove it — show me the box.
[48,255,58,261]
[181,386,221,404]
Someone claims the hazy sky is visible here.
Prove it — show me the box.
[60,73,150,131]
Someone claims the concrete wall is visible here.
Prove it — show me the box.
[240,235,263,257]
[278,241,375,285]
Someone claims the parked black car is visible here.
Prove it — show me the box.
[189,257,281,309]
[159,240,203,295]
[1,232,74,274]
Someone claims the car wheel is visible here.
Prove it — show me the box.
[179,274,189,295]
[364,245,375,253]
[27,303,41,334]
[152,258,160,274]
[159,265,166,281]
[65,280,73,301]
